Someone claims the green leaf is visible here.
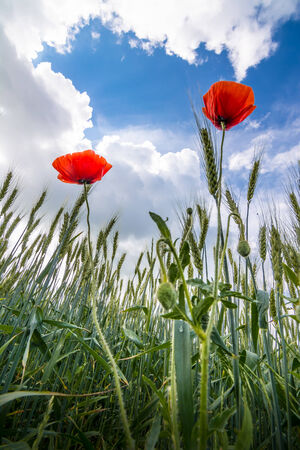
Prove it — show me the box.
[256,290,269,329]
[283,263,299,286]
[0,324,22,334]
[179,241,190,270]
[290,371,300,381]
[118,341,171,361]
[22,309,41,379]
[234,400,253,450]
[174,321,194,449]
[193,296,214,321]
[219,290,254,302]
[149,212,171,239]
[0,331,23,356]
[70,331,128,383]
[122,327,143,348]
[0,390,113,407]
[0,439,31,449]
[67,416,95,450]
[142,375,170,423]
[221,300,237,309]
[211,327,232,356]
[209,386,234,411]
[292,357,300,371]
[168,263,179,283]
[1,306,21,316]
[31,329,50,356]
[283,295,298,304]
[218,282,232,292]
[145,414,161,450]
[239,350,259,370]
[43,319,90,333]
[209,406,236,433]
[178,283,185,311]
[187,278,212,295]
[121,305,149,316]
[41,331,66,384]
[161,305,186,321]
[251,301,259,351]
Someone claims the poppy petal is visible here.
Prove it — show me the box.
[203,81,255,130]
[52,150,112,184]
[227,105,256,129]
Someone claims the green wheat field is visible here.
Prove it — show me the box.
[0,120,299,449]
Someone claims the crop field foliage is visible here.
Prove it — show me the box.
[0,125,299,448]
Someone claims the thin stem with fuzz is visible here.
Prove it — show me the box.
[83,183,135,450]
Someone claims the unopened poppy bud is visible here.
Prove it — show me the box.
[186,207,193,215]
[157,282,176,310]
[237,240,251,258]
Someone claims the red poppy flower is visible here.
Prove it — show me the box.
[52,150,112,184]
[202,81,256,130]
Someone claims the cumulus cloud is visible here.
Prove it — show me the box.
[0,0,202,272]
[2,0,298,80]
[0,28,92,205]
[0,0,298,276]
[0,0,102,60]
[227,127,299,174]
[0,5,201,269]
[94,134,200,238]
[271,144,300,170]
[96,0,300,80]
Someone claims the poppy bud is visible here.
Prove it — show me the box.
[237,240,251,258]
[157,282,176,310]
[186,207,193,215]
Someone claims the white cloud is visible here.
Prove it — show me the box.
[1,0,299,80]
[94,133,200,238]
[228,148,257,171]
[0,0,202,274]
[91,31,100,40]
[0,0,298,277]
[0,28,92,203]
[0,8,201,271]
[129,39,139,49]
[227,128,299,173]
[0,0,102,60]
[271,144,300,170]
[96,0,300,80]
[245,120,261,130]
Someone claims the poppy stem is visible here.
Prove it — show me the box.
[83,183,135,450]
[83,183,93,261]
[199,125,226,450]
[217,122,226,190]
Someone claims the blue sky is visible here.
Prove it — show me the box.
[35,17,300,133]
[0,0,299,271]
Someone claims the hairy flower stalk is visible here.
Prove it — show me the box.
[198,79,257,439]
[83,184,135,449]
[52,150,135,449]
[198,123,225,450]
